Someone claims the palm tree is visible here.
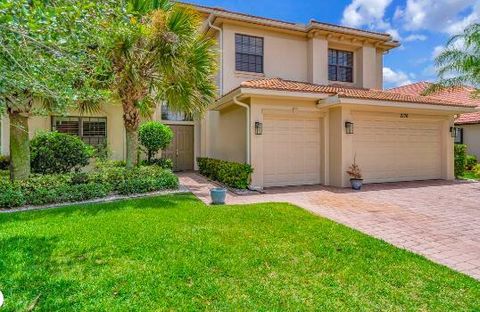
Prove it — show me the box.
[109,0,217,167]
[425,23,480,96]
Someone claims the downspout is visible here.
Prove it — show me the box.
[208,15,223,95]
[233,95,251,165]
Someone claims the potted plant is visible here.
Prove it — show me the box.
[210,187,227,205]
[346,156,363,190]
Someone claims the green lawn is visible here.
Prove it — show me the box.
[0,195,479,311]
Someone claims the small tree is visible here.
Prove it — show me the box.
[139,122,173,163]
[0,0,113,180]
[31,132,94,174]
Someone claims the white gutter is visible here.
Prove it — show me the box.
[233,95,251,164]
[207,15,224,95]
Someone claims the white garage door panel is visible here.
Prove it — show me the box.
[354,116,442,183]
[263,116,321,187]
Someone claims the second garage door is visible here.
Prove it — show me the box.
[353,113,442,183]
[263,116,321,187]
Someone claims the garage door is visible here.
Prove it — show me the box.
[353,113,442,183]
[263,116,321,187]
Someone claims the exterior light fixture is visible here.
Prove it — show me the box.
[450,127,457,138]
[255,121,263,135]
[345,122,354,135]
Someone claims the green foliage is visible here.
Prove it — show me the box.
[139,122,173,162]
[91,163,179,194]
[0,155,9,170]
[0,0,114,113]
[425,23,480,96]
[474,164,480,178]
[141,158,174,170]
[0,163,178,208]
[197,157,253,189]
[93,141,112,162]
[30,132,94,174]
[0,180,25,208]
[454,144,467,178]
[465,154,477,170]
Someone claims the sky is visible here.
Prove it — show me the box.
[186,0,479,89]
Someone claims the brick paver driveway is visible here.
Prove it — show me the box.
[179,172,480,280]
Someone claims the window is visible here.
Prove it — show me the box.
[235,34,264,73]
[161,103,193,122]
[52,116,107,146]
[454,127,464,144]
[328,49,353,83]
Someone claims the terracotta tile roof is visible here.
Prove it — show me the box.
[389,82,480,124]
[456,112,480,125]
[238,78,475,108]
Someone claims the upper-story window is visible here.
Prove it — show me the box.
[235,34,264,73]
[161,103,193,122]
[328,49,353,83]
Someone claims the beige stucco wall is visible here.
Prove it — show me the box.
[216,22,386,96]
[462,124,480,159]
[221,23,309,94]
[212,105,247,163]
[1,103,126,161]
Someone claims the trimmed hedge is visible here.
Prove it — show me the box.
[0,163,179,208]
[454,144,467,178]
[197,157,253,189]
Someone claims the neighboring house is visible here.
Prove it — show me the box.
[0,3,477,188]
[390,82,480,159]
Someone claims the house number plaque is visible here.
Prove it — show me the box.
[400,114,409,118]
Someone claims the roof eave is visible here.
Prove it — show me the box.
[318,96,478,113]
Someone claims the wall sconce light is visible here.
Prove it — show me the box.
[450,127,457,138]
[255,121,263,135]
[345,121,354,135]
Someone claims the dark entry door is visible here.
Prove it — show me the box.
[164,125,194,171]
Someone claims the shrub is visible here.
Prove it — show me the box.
[141,158,174,170]
[474,164,480,178]
[465,154,477,171]
[0,181,25,208]
[0,155,9,170]
[197,157,253,189]
[139,122,173,162]
[454,144,467,178]
[0,163,179,209]
[91,164,179,193]
[31,131,94,174]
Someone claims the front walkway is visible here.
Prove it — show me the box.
[179,172,480,280]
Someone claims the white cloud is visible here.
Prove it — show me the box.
[432,45,445,59]
[399,0,480,35]
[404,34,427,42]
[341,0,393,28]
[383,67,413,86]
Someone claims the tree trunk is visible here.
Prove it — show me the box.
[9,112,30,181]
[125,127,139,168]
[123,99,141,168]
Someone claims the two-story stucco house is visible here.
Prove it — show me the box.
[0,3,477,188]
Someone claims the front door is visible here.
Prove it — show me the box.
[164,125,194,171]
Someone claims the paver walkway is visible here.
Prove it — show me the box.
[179,172,480,280]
